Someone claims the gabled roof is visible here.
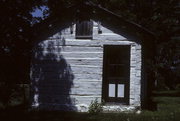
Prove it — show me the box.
[32,1,156,44]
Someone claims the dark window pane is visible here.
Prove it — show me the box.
[76,20,93,39]
[108,65,126,77]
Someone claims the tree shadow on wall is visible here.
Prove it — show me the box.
[31,41,77,111]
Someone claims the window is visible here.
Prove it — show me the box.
[75,20,93,39]
[102,45,130,104]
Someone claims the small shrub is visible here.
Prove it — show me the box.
[88,98,103,114]
[175,84,180,91]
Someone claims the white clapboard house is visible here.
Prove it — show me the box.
[30,1,155,112]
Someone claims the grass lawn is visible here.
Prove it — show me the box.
[0,96,180,121]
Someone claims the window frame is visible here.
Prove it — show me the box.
[75,20,93,39]
[102,45,130,105]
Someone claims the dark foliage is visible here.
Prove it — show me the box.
[0,0,45,107]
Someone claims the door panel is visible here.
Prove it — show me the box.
[117,84,125,98]
[108,84,116,97]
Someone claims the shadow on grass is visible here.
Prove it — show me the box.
[1,110,180,121]
[1,108,180,121]
[153,90,180,97]
[1,95,180,121]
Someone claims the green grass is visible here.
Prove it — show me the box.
[153,90,180,96]
[0,96,180,121]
